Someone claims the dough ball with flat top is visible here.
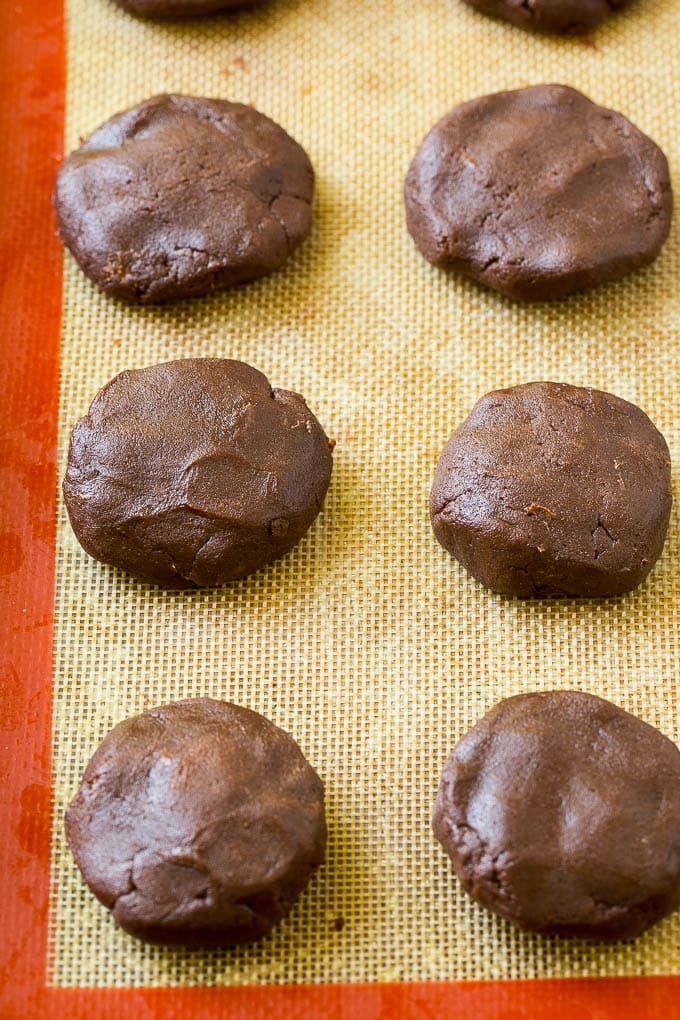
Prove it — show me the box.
[405,85,672,301]
[430,381,671,597]
[460,0,626,35]
[433,691,680,940]
[63,358,333,587]
[114,0,261,17]
[66,698,326,946]
[54,94,314,303]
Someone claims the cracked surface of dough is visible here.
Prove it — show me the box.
[65,698,327,946]
[433,691,680,939]
[430,381,672,597]
[54,94,314,303]
[404,85,672,301]
[63,358,333,587]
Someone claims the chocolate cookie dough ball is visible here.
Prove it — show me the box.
[433,691,680,940]
[63,358,333,587]
[430,382,672,598]
[113,0,260,16]
[404,85,672,301]
[459,0,626,34]
[54,94,314,303]
[66,698,326,946]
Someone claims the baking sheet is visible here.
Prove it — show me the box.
[50,0,680,987]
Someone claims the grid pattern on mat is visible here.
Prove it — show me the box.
[50,0,680,987]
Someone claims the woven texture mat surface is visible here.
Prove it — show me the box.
[50,0,680,987]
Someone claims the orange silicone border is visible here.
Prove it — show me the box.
[1,2,679,1015]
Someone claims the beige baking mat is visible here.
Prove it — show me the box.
[49,0,680,987]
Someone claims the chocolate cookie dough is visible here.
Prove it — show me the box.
[113,0,259,16]
[66,698,326,946]
[430,382,671,598]
[459,0,625,34]
[54,94,314,303]
[63,358,333,587]
[404,85,672,301]
[433,691,680,939]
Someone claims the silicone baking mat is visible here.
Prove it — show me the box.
[2,0,680,1015]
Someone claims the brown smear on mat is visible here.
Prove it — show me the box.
[50,0,680,989]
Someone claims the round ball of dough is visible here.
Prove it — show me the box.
[113,0,261,17]
[430,382,671,597]
[54,94,314,303]
[66,698,327,946]
[405,85,672,301]
[433,691,680,939]
[63,358,333,587]
[459,0,626,35]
